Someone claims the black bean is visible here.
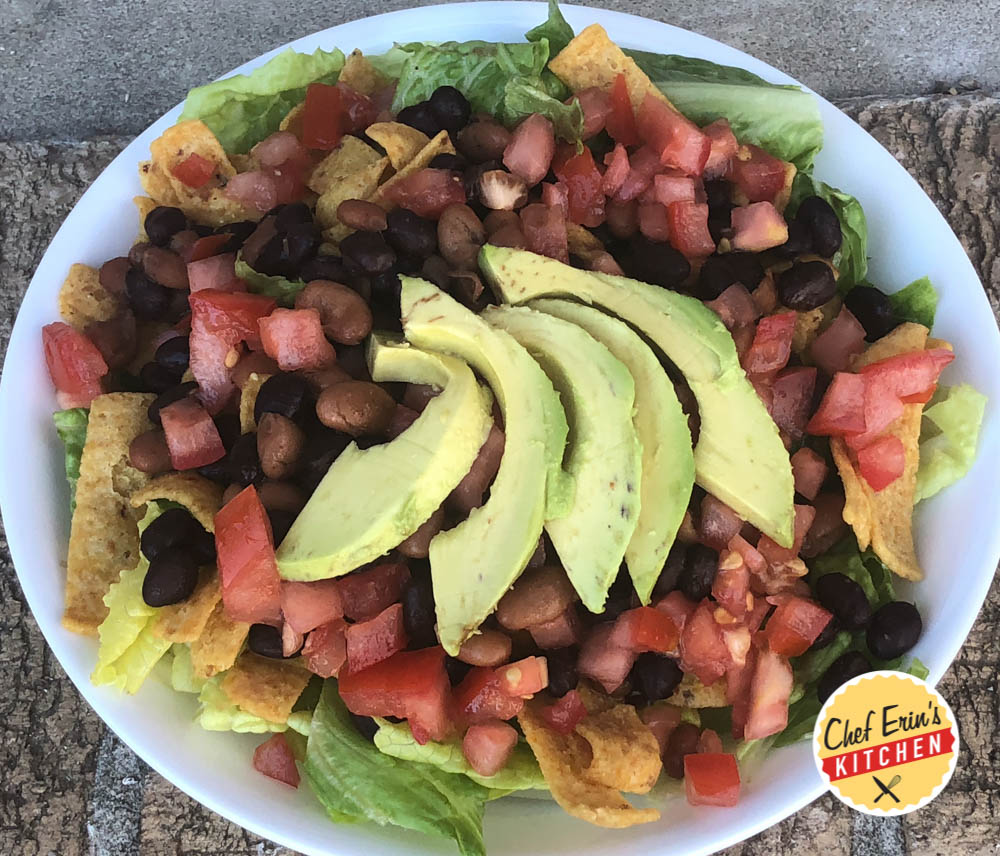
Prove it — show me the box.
[142,547,200,607]
[816,572,872,630]
[697,252,764,300]
[653,542,688,598]
[335,343,373,381]
[214,413,242,451]
[139,361,182,394]
[602,567,639,621]
[144,206,187,247]
[190,527,217,566]
[774,218,814,259]
[446,656,473,686]
[703,179,732,213]
[402,576,437,648]
[867,601,922,661]
[227,433,261,487]
[818,651,871,703]
[777,260,837,310]
[678,543,718,601]
[340,231,396,276]
[300,254,348,284]
[397,102,442,138]
[385,208,438,259]
[351,713,379,742]
[147,381,198,426]
[192,224,214,238]
[796,196,842,258]
[248,623,285,659]
[707,211,731,244]
[268,509,297,547]
[622,234,690,290]
[154,336,190,375]
[844,285,898,341]
[295,427,352,494]
[371,271,402,319]
[215,219,257,253]
[546,647,579,698]
[429,86,471,135]
[283,223,320,273]
[125,268,172,321]
[275,201,313,231]
[141,507,199,561]
[428,153,466,171]
[809,615,842,651]
[254,373,310,423]
[631,653,684,703]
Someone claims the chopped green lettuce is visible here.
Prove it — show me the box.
[525,0,575,57]
[304,683,489,856]
[196,676,289,733]
[169,644,207,694]
[180,48,346,153]
[92,505,171,693]
[53,408,89,515]
[374,718,546,793]
[889,276,938,329]
[917,383,987,501]
[235,254,306,306]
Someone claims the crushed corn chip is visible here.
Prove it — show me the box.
[279,102,305,137]
[309,135,385,196]
[133,196,157,242]
[338,50,390,96]
[58,263,117,330]
[575,707,661,794]
[239,372,272,434]
[221,653,312,723]
[666,672,728,707]
[365,122,431,170]
[154,573,222,643]
[130,472,223,532]
[566,224,604,263]
[369,130,456,211]
[189,602,250,679]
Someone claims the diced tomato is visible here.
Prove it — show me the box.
[214,485,282,625]
[541,689,588,735]
[900,386,937,405]
[253,130,310,169]
[728,534,767,576]
[712,552,750,619]
[806,371,867,436]
[453,666,524,724]
[700,494,744,550]
[302,619,348,678]
[384,168,466,219]
[810,307,866,376]
[610,606,680,654]
[189,289,277,412]
[638,201,671,242]
[520,203,568,262]
[679,601,731,686]
[790,447,828,501]
[496,656,549,697]
[637,94,710,175]
[172,152,217,189]
[572,87,612,139]
[541,182,569,218]
[336,82,379,134]
[843,379,907,451]
[604,73,639,146]
[336,562,411,621]
[185,232,232,263]
[253,734,300,788]
[281,580,344,634]
[653,173,697,206]
[684,753,741,807]
[757,504,815,566]
[860,348,955,399]
[702,119,739,179]
[462,720,519,777]
[345,603,409,674]
[743,648,793,740]
[159,396,225,470]
[553,144,605,227]
[577,623,637,693]
[764,595,832,657]
[719,620,752,670]
[187,253,245,293]
[613,145,663,202]
[743,311,796,378]
[728,145,789,203]
[697,728,724,755]
[707,284,760,331]
[667,201,715,258]
[726,644,757,740]
[259,307,336,371]
[339,646,452,742]
[42,322,107,407]
[282,622,304,657]
[503,113,556,186]
[857,434,906,491]
[729,202,788,251]
[655,590,698,633]
[529,608,582,649]
[302,82,343,150]
[640,704,682,755]
[769,366,817,442]
[224,170,279,213]
[265,162,307,205]
[602,143,630,197]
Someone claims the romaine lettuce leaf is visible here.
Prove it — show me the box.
[917,383,987,501]
[53,408,88,515]
[525,0,575,57]
[170,643,207,694]
[374,718,546,793]
[305,683,489,856]
[196,676,289,733]
[180,47,346,153]
[235,254,306,306]
[889,276,938,328]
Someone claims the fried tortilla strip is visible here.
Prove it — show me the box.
[365,122,431,170]
[221,653,312,723]
[62,393,155,635]
[667,672,728,707]
[239,372,272,433]
[189,602,250,679]
[831,322,930,580]
[549,23,672,111]
[309,135,385,195]
[339,49,390,96]
[369,130,456,211]
[134,196,157,242]
[153,572,222,642]
[575,706,662,794]
[58,263,117,330]
[130,471,223,532]
[519,701,660,828]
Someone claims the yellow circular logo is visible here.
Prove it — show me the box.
[813,670,959,815]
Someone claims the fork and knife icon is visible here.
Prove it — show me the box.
[873,774,902,803]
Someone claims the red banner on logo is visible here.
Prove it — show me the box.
[821,728,955,781]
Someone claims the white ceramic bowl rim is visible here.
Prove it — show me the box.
[2,4,998,855]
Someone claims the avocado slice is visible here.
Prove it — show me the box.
[480,245,795,547]
[528,298,695,602]
[275,333,492,580]
[400,278,572,653]
[484,305,642,613]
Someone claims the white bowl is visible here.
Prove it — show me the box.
[2,3,998,854]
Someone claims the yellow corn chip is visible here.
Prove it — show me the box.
[566,223,604,263]
[150,119,237,187]
[519,701,660,829]
[851,322,929,368]
[239,372,272,433]
[130,472,223,532]
[189,602,250,679]
[58,263,117,330]
[309,135,384,195]
[926,337,952,351]
[134,196,157,242]
[153,573,222,642]
[279,102,305,137]
[221,653,312,723]
[229,153,256,173]
[549,24,672,112]
[575,706,662,794]
[370,130,456,211]
[365,122,431,170]
[338,49,390,96]
[62,393,155,635]
[775,162,798,212]
[667,672,729,708]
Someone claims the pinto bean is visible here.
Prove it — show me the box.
[141,245,189,290]
[231,351,280,389]
[256,412,306,479]
[488,223,529,250]
[402,383,439,412]
[336,198,388,232]
[85,310,136,370]
[128,429,172,474]
[483,210,520,236]
[397,507,446,558]
[99,256,130,298]
[456,629,513,667]
[302,364,352,392]
[294,280,373,345]
[457,120,512,163]
[316,380,396,437]
[448,424,504,513]
[495,566,579,631]
[437,204,486,271]
[257,480,306,514]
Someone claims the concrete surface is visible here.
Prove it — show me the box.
[1,88,999,855]
[2,0,999,142]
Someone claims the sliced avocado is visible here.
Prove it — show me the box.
[529,298,694,602]
[400,278,571,653]
[275,333,492,580]
[484,305,642,612]
[480,244,795,547]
